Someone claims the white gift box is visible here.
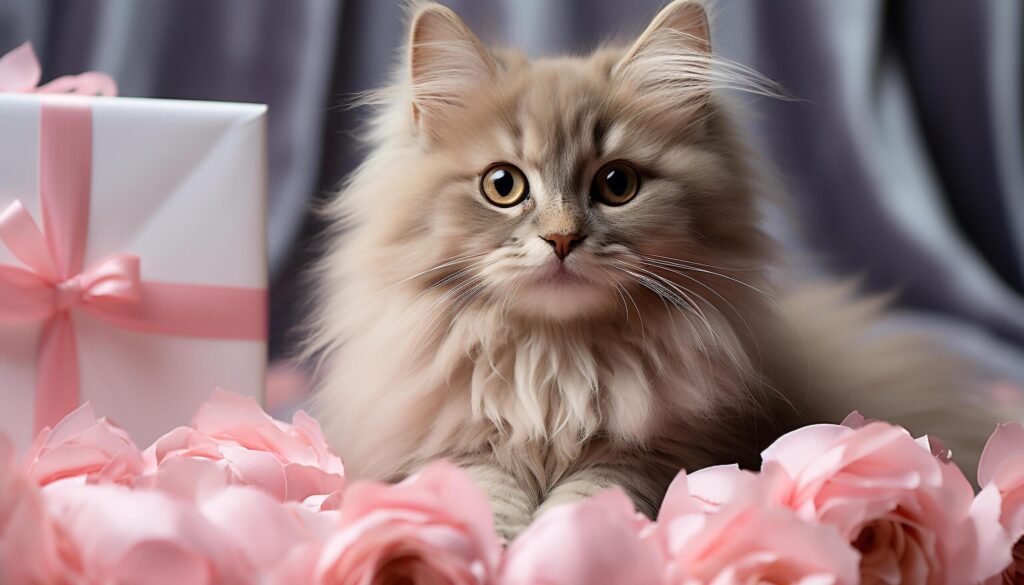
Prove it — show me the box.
[0,93,268,452]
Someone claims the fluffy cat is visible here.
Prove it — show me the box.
[308,0,998,538]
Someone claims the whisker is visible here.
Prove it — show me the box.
[624,266,722,361]
[399,257,496,323]
[619,284,646,342]
[379,252,489,293]
[610,263,710,359]
[639,259,762,370]
[641,253,761,272]
[443,273,506,340]
[411,273,484,339]
[614,261,715,334]
[432,278,489,339]
[601,266,646,341]
[640,255,778,302]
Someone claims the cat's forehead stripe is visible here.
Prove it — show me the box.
[513,90,616,182]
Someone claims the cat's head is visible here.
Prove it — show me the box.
[333,0,775,324]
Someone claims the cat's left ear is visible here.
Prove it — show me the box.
[615,0,713,107]
[408,3,496,137]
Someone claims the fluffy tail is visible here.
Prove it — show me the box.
[776,282,1004,474]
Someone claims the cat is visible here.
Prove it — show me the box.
[307,0,998,538]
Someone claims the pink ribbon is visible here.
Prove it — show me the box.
[0,42,117,96]
[1,69,266,433]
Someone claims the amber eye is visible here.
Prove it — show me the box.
[481,163,530,207]
[591,161,640,206]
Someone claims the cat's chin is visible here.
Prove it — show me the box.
[512,283,611,320]
[511,273,615,321]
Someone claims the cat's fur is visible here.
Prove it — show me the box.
[308,0,997,538]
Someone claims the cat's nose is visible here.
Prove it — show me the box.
[541,233,584,260]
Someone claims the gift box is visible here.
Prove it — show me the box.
[0,45,268,452]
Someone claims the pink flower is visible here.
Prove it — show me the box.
[276,461,502,585]
[662,464,762,515]
[986,540,1024,585]
[657,469,860,585]
[22,403,144,487]
[263,504,344,584]
[43,482,276,584]
[143,389,344,505]
[198,486,313,575]
[763,420,1011,584]
[840,410,872,429]
[501,489,664,585]
[975,423,1024,584]
[0,434,66,584]
[977,423,1024,540]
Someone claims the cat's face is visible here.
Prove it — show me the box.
[342,1,767,323]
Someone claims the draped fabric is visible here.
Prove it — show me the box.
[2,0,1021,398]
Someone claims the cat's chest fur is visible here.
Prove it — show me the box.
[348,306,749,480]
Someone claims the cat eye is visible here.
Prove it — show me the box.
[591,161,640,206]
[481,163,530,207]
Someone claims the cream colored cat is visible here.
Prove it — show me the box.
[308,0,996,538]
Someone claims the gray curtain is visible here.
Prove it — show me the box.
[2,0,1022,399]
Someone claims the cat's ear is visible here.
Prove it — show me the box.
[614,0,713,110]
[408,3,496,136]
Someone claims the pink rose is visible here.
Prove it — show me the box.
[1011,546,1024,585]
[975,423,1024,584]
[763,420,1011,584]
[840,410,872,429]
[44,480,322,584]
[22,403,144,487]
[198,486,314,575]
[662,464,762,515]
[43,482,274,584]
[267,504,344,584]
[657,469,860,585]
[143,389,344,505]
[0,434,66,584]
[276,461,502,585]
[501,489,664,585]
[987,540,1024,585]
[978,423,1024,540]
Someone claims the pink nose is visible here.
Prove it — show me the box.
[541,233,584,260]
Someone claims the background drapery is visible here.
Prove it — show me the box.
[2,0,1021,409]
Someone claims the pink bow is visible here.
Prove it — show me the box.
[0,201,142,319]
[0,95,266,434]
[0,42,117,96]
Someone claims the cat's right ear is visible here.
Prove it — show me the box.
[408,3,496,138]
[613,0,713,117]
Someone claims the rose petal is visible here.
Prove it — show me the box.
[22,404,143,487]
[686,464,761,512]
[662,498,860,585]
[979,423,1024,487]
[111,540,213,585]
[0,435,61,583]
[840,411,871,430]
[218,444,288,500]
[659,470,704,522]
[44,482,251,582]
[761,424,854,480]
[283,462,345,503]
[199,486,307,571]
[503,489,664,585]
[0,42,43,91]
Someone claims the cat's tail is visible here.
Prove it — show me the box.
[776,281,1009,474]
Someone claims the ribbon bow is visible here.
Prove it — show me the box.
[0,42,117,96]
[0,201,141,319]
